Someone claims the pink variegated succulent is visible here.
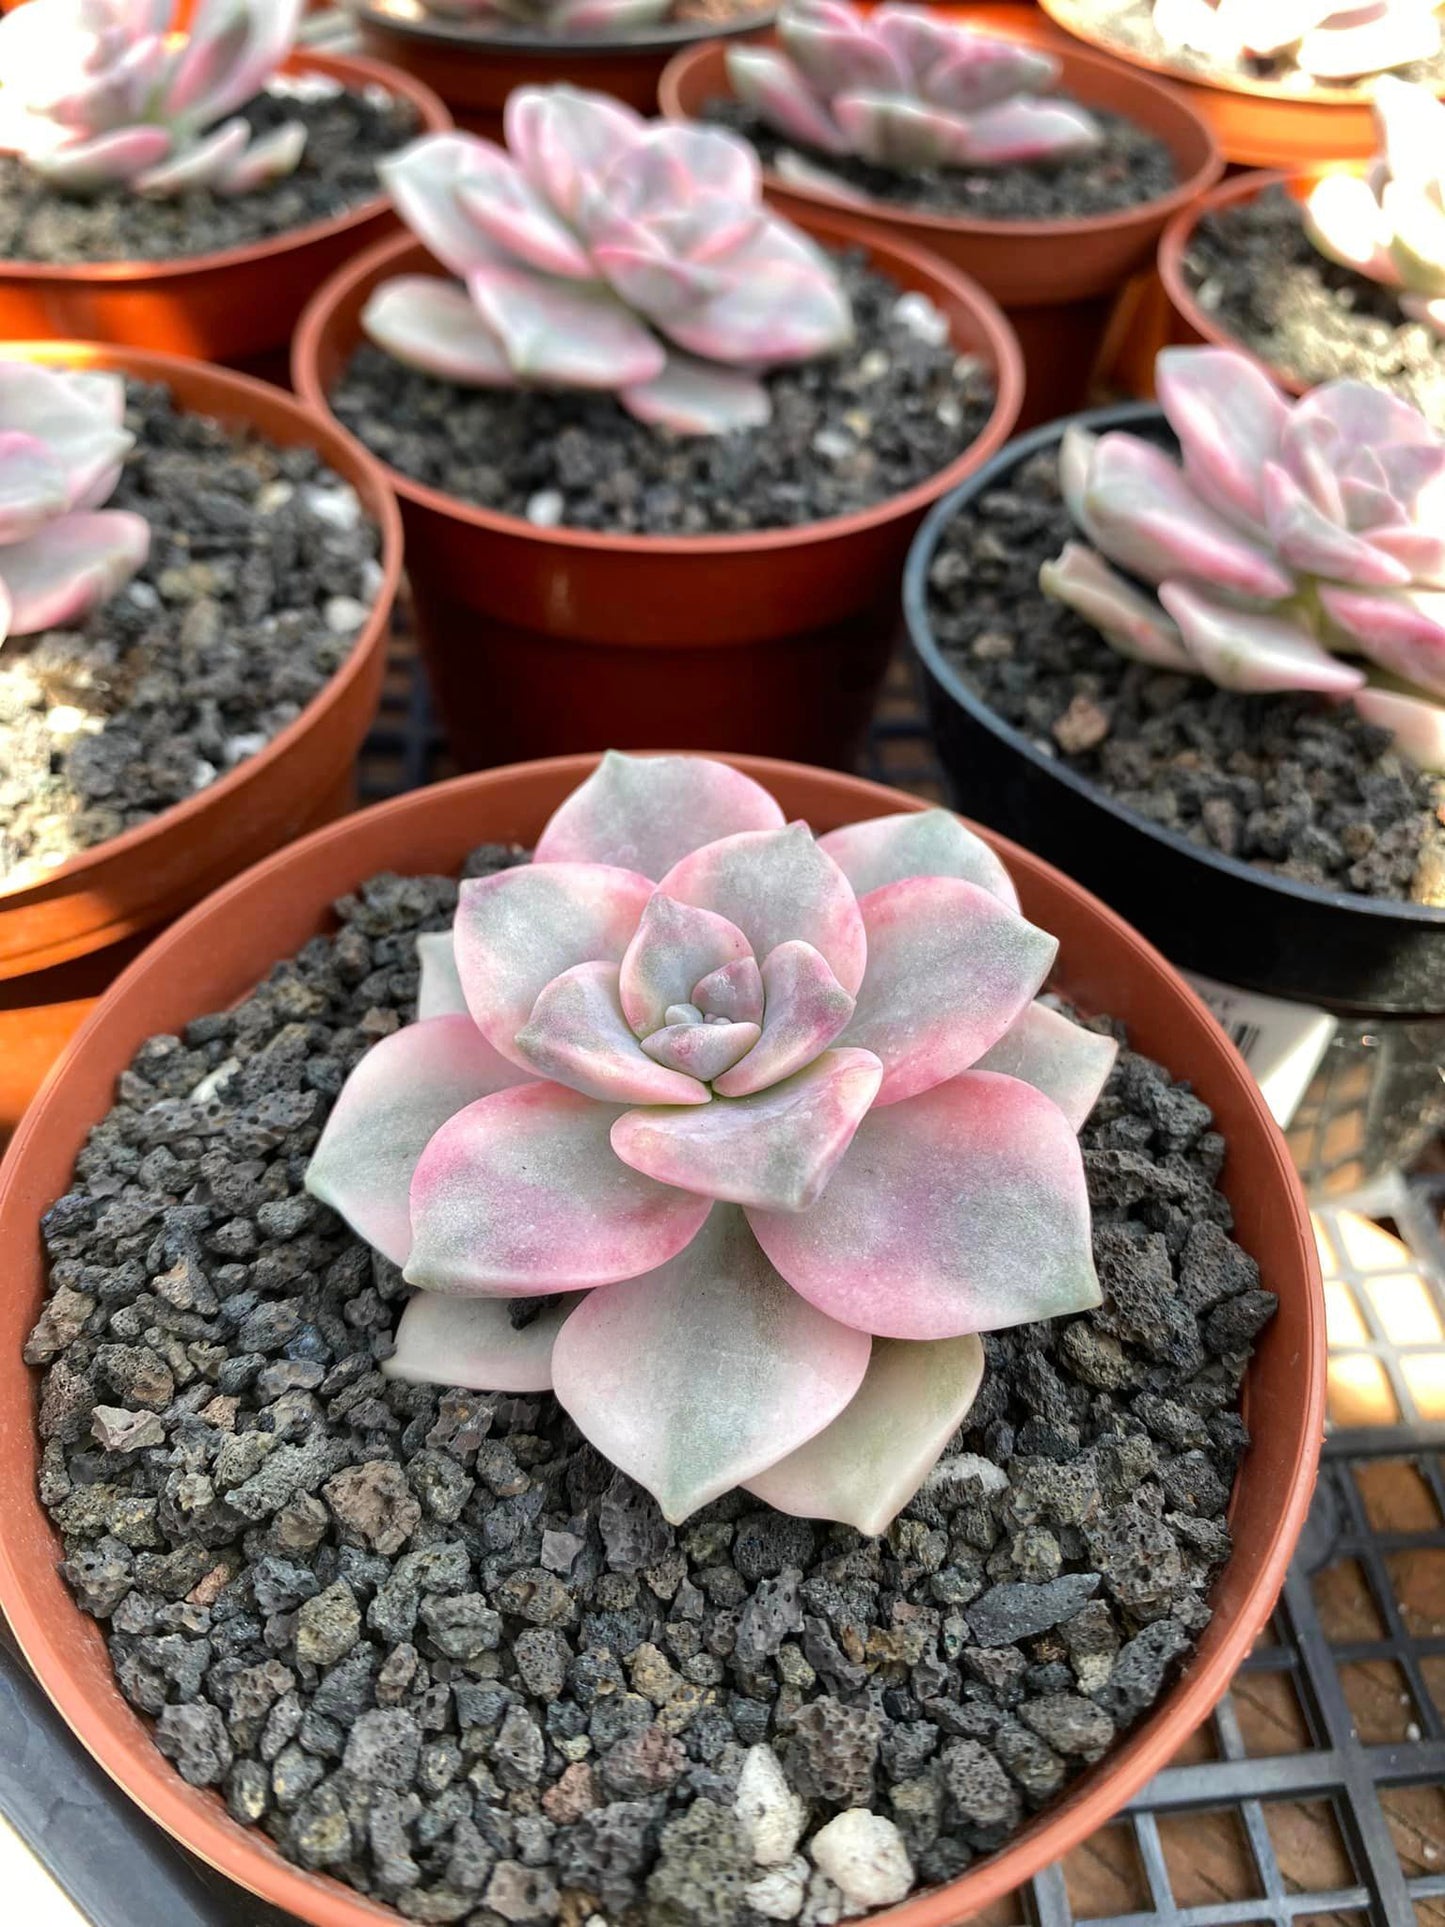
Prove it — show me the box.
[364,88,853,435]
[1040,346,1445,772]
[416,0,675,32]
[1151,0,1440,80]
[0,0,306,198]
[306,752,1113,1531]
[724,0,1101,197]
[0,362,149,647]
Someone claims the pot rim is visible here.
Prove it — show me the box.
[347,0,775,55]
[657,26,1225,245]
[0,49,450,287]
[0,340,404,929]
[0,748,1325,1927]
[904,400,1445,933]
[291,214,1026,558]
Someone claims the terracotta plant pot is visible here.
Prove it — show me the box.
[1037,0,1437,165]
[0,341,403,1138]
[658,4,1223,428]
[349,0,774,138]
[291,214,1024,771]
[0,50,450,376]
[0,750,1323,1927]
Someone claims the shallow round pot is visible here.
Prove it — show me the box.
[0,51,450,372]
[0,341,403,1136]
[0,750,1323,1927]
[349,0,774,136]
[905,401,1445,1015]
[1037,0,1433,165]
[291,213,1024,771]
[659,4,1223,428]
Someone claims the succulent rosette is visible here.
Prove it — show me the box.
[307,753,1114,1532]
[0,361,149,647]
[1041,346,1445,772]
[1150,0,1441,82]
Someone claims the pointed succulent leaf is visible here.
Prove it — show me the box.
[1350,683,1445,768]
[217,118,307,195]
[1160,581,1368,694]
[956,96,1103,165]
[0,362,132,511]
[783,0,912,95]
[134,116,249,194]
[467,264,667,389]
[384,1289,584,1394]
[504,84,646,226]
[1305,171,1397,282]
[817,809,1020,910]
[1317,583,1445,693]
[712,942,855,1098]
[1384,181,1445,298]
[304,1014,533,1267]
[1261,459,1413,586]
[1155,343,1290,533]
[831,92,977,166]
[614,1049,883,1212]
[406,1081,713,1295]
[841,877,1057,1106]
[772,149,875,206]
[749,1069,1100,1341]
[745,1333,986,1535]
[380,134,518,280]
[921,35,1060,113]
[1039,542,1195,672]
[618,891,753,1039]
[0,434,68,545]
[362,276,515,388]
[515,960,710,1105]
[534,750,786,879]
[641,1019,761,1082]
[620,355,772,435]
[417,931,468,1022]
[31,124,173,190]
[550,1205,871,1525]
[974,1002,1119,1132]
[452,150,595,280]
[0,510,151,635]
[692,956,765,1025]
[725,45,852,154]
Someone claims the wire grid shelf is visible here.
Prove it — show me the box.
[3,648,1443,1927]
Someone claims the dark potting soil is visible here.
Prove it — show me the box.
[28,845,1276,1919]
[0,81,418,267]
[0,381,381,894]
[329,253,996,535]
[1061,0,1445,93]
[926,447,1445,906]
[1179,184,1445,431]
[704,98,1178,221]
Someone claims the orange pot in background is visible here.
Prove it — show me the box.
[0,751,1324,1927]
[0,343,403,1137]
[0,51,449,375]
[659,7,1223,428]
[292,216,1024,772]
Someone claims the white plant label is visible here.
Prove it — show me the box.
[1184,972,1339,1129]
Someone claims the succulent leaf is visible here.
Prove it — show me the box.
[385,1290,584,1394]
[974,1001,1120,1131]
[817,808,1021,909]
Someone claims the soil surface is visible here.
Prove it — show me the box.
[1178,184,1445,430]
[29,846,1276,1919]
[331,253,996,535]
[925,444,1445,906]
[1062,0,1445,93]
[705,98,1178,221]
[0,80,418,266]
[0,381,381,894]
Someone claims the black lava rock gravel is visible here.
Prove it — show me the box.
[329,252,996,536]
[925,445,1445,906]
[0,379,381,892]
[0,81,417,266]
[27,846,1278,1919]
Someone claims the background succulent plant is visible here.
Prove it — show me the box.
[306,752,1113,1531]
[416,0,676,33]
[1150,0,1441,81]
[1305,77,1445,334]
[364,87,854,435]
[724,0,1102,192]
[0,0,307,197]
[1040,345,1445,772]
[0,362,149,647]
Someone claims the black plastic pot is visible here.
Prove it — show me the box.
[903,401,1445,1019]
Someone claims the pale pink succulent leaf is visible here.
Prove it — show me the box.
[783,0,912,95]
[831,92,976,167]
[921,34,1060,113]
[659,822,868,997]
[1155,343,1290,533]
[641,1018,763,1081]
[772,149,875,206]
[1058,423,1102,542]
[533,749,786,879]
[1304,171,1397,281]
[744,1332,986,1535]
[1349,683,1445,768]
[1039,542,1195,672]
[1383,181,1445,298]
[621,356,772,436]
[217,119,308,196]
[504,85,646,228]
[660,229,855,366]
[515,960,711,1106]
[955,97,1103,165]
[618,891,753,1038]
[304,1014,533,1268]
[452,861,655,1069]
[383,1289,585,1395]
[841,877,1057,1107]
[604,123,761,219]
[612,1047,883,1212]
[692,956,765,1025]
[1158,581,1368,694]
[973,1001,1119,1132]
[550,1205,871,1525]
[362,276,516,388]
[589,236,720,321]
[725,45,852,155]
[0,434,69,545]
[817,809,1021,911]
[711,941,856,1098]
[749,1069,1100,1341]
[406,1082,712,1295]
[1260,459,1413,586]
[416,931,468,1022]
[173,0,305,126]
[1317,583,1445,693]
[1362,518,1445,588]
[467,264,668,388]
[30,124,173,190]
[0,576,10,647]
[1284,379,1441,483]
[379,135,517,282]
[163,4,253,122]
[133,115,248,194]
[1,510,150,635]
[0,362,132,511]
[453,163,595,281]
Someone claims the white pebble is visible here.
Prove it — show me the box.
[809,1811,913,1910]
[746,1855,809,1921]
[811,428,855,463]
[125,579,161,611]
[44,704,95,739]
[735,1745,807,1867]
[936,395,964,430]
[360,556,385,599]
[799,1868,846,1927]
[855,348,890,384]
[224,731,269,766]
[188,1058,240,1107]
[256,480,294,514]
[525,489,565,528]
[924,1451,1009,1497]
[325,594,370,635]
[892,291,949,345]
[190,758,218,792]
[303,482,362,531]
[267,70,342,101]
